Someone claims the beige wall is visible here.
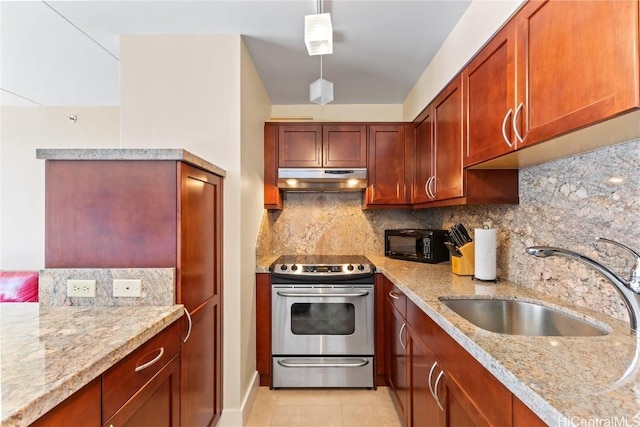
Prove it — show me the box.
[0,106,120,269]
[237,41,271,425]
[270,104,402,122]
[402,0,524,121]
[119,34,269,426]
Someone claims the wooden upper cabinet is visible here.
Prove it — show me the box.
[412,105,434,204]
[514,0,640,147]
[277,124,367,168]
[278,124,323,167]
[323,125,367,167]
[365,124,411,207]
[264,123,282,209]
[464,21,517,167]
[432,76,464,202]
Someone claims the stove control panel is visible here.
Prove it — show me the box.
[273,263,373,275]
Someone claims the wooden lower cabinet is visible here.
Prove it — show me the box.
[103,355,180,427]
[29,378,102,427]
[407,324,443,426]
[387,303,409,420]
[381,275,544,427]
[30,322,181,427]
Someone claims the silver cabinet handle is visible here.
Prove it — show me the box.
[433,370,445,412]
[431,176,436,199]
[427,361,438,397]
[277,358,369,368]
[424,180,429,197]
[399,322,407,350]
[276,291,369,298]
[389,291,400,300]
[427,176,436,199]
[501,109,513,147]
[183,307,192,343]
[513,102,524,144]
[134,347,165,372]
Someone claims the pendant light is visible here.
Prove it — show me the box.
[310,55,333,105]
[307,0,333,105]
[304,1,332,56]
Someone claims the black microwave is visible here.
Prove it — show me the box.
[384,229,449,264]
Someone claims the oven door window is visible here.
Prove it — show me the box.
[290,303,355,335]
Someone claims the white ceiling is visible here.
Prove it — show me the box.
[0,0,471,106]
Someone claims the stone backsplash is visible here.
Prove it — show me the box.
[257,139,640,321]
[39,268,175,306]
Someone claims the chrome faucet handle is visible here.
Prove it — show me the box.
[595,237,640,292]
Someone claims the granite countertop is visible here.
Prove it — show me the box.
[1,303,184,427]
[256,255,640,425]
[35,148,226,178]
[366,255,639,426]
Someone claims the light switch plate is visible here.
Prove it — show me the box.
[113,279,142,297]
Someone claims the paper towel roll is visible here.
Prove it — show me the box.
[474,228,496,280]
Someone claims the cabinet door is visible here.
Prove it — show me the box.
[412,106,434,204]
[432,76,464,201]
[386,302,408,423]
[264,123,282,209]
[513,397,546,426]
[515,0,639,147]
[181,299,220,427]
[323,125,367,167]
[178,163,222,312]
[366,124,409,206]
[464,21,517,167]
[408,325,444,427]
[178,163,223,427]
[103,356,180,427]
[444,387,480,427]
[278,124,323,167]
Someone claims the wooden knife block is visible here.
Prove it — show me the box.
[451,242,475,276]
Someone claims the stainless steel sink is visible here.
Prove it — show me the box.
[438,297,608,336]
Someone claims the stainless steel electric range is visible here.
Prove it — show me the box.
[270,255,375,388]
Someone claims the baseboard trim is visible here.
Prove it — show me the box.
[217,371,260,426]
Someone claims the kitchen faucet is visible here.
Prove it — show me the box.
[526,237,640,334]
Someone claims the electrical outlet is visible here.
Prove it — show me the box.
[113,279,142,297]
[67,279,96,298]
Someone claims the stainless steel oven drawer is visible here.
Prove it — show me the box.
[272,356,374,388]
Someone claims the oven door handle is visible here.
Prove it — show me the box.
[276,290,370,298]
[277,359,370,368]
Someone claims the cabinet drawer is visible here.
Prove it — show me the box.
[102,322,180,422]
[384,280,406,317]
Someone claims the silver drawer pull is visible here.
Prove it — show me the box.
[388,291,400,300]
[277,358,369,368]
[276,291,369,298]
[134,347,165,372]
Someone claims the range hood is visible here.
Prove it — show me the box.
[277,168,367,192]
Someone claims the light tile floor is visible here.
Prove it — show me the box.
[246,387,402,427]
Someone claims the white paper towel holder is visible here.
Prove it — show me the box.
[473,225,498,282]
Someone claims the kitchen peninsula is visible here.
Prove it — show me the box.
[1,303,183,426]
